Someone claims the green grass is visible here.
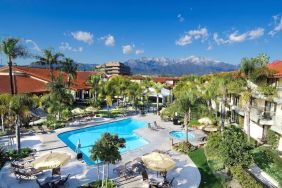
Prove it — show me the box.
[189,148,223,188]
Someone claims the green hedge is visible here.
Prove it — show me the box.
[6,148,33,160]
[172,142,197,154]
[230,165,263,188]
[266,129,279,149]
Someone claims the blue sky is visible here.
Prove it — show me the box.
[0,0,282,65]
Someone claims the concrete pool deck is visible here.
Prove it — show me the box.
[0,113,201,188]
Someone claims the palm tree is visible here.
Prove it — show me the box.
[0,38,28,94]
[88,75,101,102]
[90,133,125,185]
[153,82,164,115]
[34,49,64,79]
[10,95,34,152]
[61,58,78,87]
[239,54,274,142]
[0,94,12,132]
[126,82,142,112]
[176,88,202,142]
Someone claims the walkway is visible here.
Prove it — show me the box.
[0,113,201,188]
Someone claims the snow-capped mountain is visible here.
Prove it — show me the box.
[123,56,238,76]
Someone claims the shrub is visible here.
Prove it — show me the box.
[80,179,116,188]
[173,141,197,153]
[221,127,253,167]
[266,129,279,149]
[230,165,263,188]
[6,148,33,160]
[205,132,225,171]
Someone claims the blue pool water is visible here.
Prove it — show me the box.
[58,119,148,165]
[169,131,195,140]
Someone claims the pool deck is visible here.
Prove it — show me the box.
[0,113,201,188]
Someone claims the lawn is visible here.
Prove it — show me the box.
[189,148,223,188]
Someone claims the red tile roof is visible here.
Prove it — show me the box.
[0,75,48,94]
[0,66,100,91]
[268,60,282,78]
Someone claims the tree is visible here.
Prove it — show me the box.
[61,58,78,87]
[10,95,34,152]
[42,75,73,121]
[220,127,253,167]
[34,49,64,79]
[0,38,28,94]
[0,94,12,132]
[239,54,275,142]
[90,133,125,185]
[88,75,101,102]
[126,82,142,112]
[152,82,164,115]
[105,95,112,117]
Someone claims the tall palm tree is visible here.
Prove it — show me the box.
[88,75,101,102]
[34,49,64,79]
[176,87,202,142]
[61,58,78,87]
[0,38,28,94]
[153,82,164,115]
[10,95,34,152]
[240,54,274,142]
[0,94,12,132]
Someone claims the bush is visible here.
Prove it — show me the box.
[205,132,224,171]
[173,141,197,153]
[6,148,33,160]
[252,147,282,186]
[80,179,116,188]
[266,129,279,149]
[230,165,263,188]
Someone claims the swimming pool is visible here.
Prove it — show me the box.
[169,130,195,140]
[58,119,148,165]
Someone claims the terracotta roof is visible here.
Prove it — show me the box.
[0,66,100,90]
[267,61,282,78]
[0,75,48,94]
[152,77,180,83]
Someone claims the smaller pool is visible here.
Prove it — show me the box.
[169,131,195,140]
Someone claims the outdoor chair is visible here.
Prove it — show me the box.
[148,123,158,131]
[153,121,163,129]
[42,125,51,133]
[36,179,52,188]
[162,177,175,188]
[54,174,70,188]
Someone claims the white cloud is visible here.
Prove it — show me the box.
[248,28,264,39]
[228,32,248,43]
[176,27,208,46]
[71,31,93,44]
[269,16,282,36]
[25,39,41,52]
[213,27,264,45]
[122,44,134,54]
[135,49,144,55]
[59,42,83,52]
[100,34,115,46]
[177,14,185,22]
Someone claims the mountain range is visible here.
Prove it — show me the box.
[123,56,238,76]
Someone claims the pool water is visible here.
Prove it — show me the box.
[169,131,195,140]
[58,119,148,165]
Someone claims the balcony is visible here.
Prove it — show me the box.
[250,107,275,126]
[231,105,244,116]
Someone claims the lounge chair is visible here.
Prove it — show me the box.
[153,121,163,129]
[33,126,43,134]
[148,123,158,131]
[36,179,52,188]
[54,174,70,188]
[42,125,51,133]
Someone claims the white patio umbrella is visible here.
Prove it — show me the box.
[198,117,213,125]
[31,152,71,171]
[141,152,176,172]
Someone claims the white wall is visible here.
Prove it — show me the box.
[278,137,282,151]
[244,121,263,140]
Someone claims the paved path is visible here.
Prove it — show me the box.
[0,113,201,188]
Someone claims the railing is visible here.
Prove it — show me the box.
[250,107,275,125]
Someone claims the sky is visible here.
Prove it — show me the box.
[0,0,282,65]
